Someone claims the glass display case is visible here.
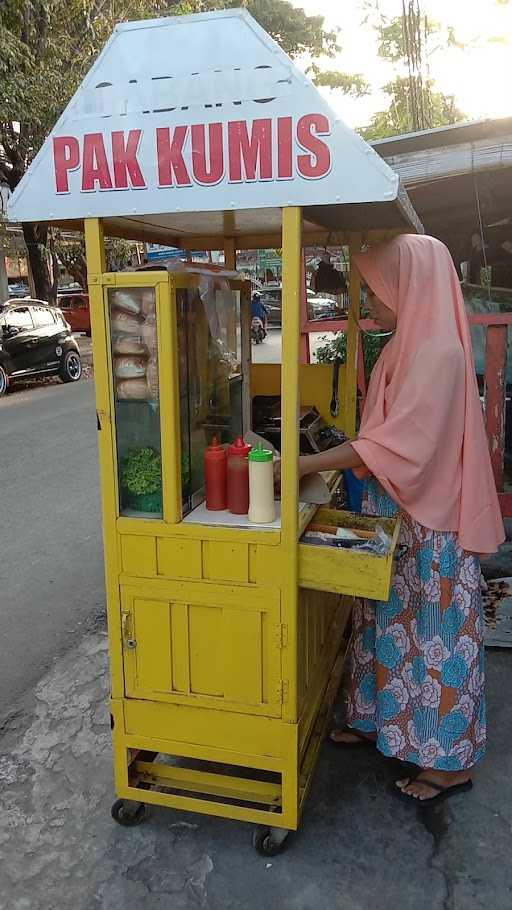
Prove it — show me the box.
[177,281,244,516]
[108,286,163,519]
[107,274,247,520]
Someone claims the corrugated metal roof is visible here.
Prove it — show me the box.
[372,116,512,158]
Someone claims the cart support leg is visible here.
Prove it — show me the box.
[84,221,126,701]
[280,206,302,731]
[345,234,362,438]
[224,237,236,271]
[84,218,106,275]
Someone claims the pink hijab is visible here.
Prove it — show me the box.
[351,234,504,555]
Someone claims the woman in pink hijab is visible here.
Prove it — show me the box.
[299,234,504,804]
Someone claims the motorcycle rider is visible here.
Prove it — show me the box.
[251,291,268,335]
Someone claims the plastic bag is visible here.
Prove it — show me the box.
[352,525,392,556]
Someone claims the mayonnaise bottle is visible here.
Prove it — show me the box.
[248,445,275,524]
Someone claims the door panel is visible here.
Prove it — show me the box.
[75,297,90,332]
[60,296,89,333]
[31,307,61,368]
[2,308,36,371]
[122,583,282,717]
[188,604,224,696]
[171,602,191,693]
[223,609,263,704]
[2,332,32,371]
[133,599,172,692]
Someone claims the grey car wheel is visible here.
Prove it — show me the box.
[60,350,82,383]
[0,365,8,397]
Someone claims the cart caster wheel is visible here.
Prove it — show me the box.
[111,799,146,827]
[252,826,290,856]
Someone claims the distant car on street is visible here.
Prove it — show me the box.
[0,299,82,396]
[307,290,341,321]
[7,282,30,300]
[260,283,283,325]
[57,292,91,335]
[260,284,341,325]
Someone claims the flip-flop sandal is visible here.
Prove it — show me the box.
[392,776,473,805]
[327,725,377,749]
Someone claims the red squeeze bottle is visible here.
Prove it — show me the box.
[204,437,227,511]
[227,437,252,514]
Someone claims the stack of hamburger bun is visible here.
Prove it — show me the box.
[110,290,158,401]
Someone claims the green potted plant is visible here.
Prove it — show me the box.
[120,446,163,513]
[315,331,383,383]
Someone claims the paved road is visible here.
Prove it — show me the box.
[252,328,338,364]
[0,378,104,716]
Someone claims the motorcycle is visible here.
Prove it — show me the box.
[251,316,266,344]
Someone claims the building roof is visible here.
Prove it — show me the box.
[373,116,512,280]
[374,116,512,189]
[373,116,512,158]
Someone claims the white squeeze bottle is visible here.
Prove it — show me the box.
[248,445,275,524]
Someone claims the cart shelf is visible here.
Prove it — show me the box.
[183,471,342,535]
[183,499,299,531]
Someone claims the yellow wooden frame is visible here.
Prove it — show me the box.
[85,212,401,837]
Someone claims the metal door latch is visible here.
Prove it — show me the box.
[122,612,137,650]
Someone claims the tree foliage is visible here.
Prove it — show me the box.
[360,76,465,142]
[308,64,369,98]
[51,232,136,289]
[315,330,384,383]
[241,0,338,58]
[359,1,466,141]
[0,0,358,192]
[0,0,364,298]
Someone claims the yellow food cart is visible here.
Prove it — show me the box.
[9,9,421,854]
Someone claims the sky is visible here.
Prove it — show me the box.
[297,0,512,130]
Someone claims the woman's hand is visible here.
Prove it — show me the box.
[298,443,364,475]
[299,455,311,479]
[275,451,358,491]
[274,457,311,492]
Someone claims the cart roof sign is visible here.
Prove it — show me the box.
[9,10,421,238]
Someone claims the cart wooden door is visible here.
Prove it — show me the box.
[120,582,283,717]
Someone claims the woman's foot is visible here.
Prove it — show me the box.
[396,769,472,801]
[329,727,377,745]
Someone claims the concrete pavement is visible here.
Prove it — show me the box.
[1,630,511,910]
[251,328,339,364]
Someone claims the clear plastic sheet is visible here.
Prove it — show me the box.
[162,261,240,376]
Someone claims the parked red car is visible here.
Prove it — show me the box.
[57,292,91,335]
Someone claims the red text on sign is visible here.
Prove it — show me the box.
[53,130,147,193]
[52,115,331,194]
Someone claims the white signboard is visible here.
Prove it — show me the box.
[8,10,399,224]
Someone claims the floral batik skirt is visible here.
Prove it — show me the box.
[346,478,486,770]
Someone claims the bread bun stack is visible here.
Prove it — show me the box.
[140,289,159,401]
[110,290,158,401]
